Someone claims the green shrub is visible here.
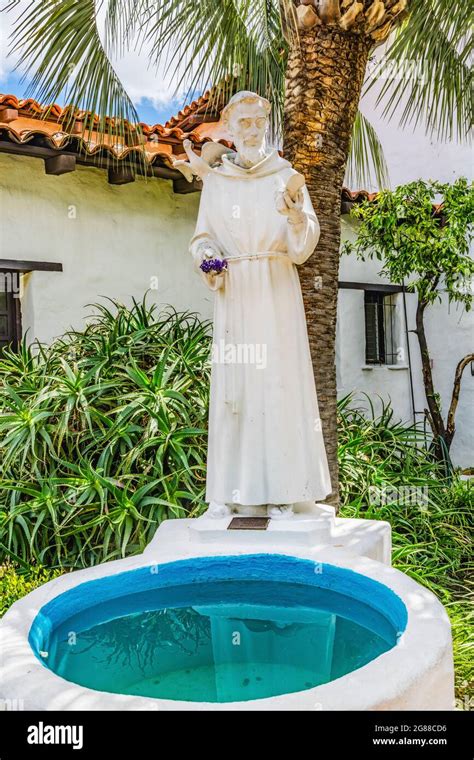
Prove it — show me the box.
[338,394,472,591]
[0,299,211,568]
[0,562,65,617]
[338,397,473,710]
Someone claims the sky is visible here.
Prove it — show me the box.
[0,67,185,125]
[0,2,190,125]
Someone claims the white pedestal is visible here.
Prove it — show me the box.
[143,506,392,566]
[189,502,335,548]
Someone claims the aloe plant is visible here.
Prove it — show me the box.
[0,298,211,567]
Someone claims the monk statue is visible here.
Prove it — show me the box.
[179,91,331,519]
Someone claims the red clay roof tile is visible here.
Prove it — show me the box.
[0,91,232,169]
[0,92,390,205]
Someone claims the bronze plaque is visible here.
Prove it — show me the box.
[227,517,269,531]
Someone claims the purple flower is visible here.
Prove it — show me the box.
[200,258,228,274]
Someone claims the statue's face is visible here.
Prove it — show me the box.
[227,101,268,155]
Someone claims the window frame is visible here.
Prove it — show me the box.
[0,271,22,352]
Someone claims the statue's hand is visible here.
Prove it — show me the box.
[275,189,306,225]
[196,239,223,261]
[194,239,225,291]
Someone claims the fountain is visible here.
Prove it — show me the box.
[0,92,455,711]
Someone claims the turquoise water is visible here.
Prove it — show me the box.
[43,578,398,702]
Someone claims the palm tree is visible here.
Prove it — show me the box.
[7,0,472,505]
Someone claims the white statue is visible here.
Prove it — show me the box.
[180,91,331,519]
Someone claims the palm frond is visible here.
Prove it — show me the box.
[367,0,473,142]
[9,0,140,141]
[346,110,390,190]
[6,0,293,148]
[136,0,293,134]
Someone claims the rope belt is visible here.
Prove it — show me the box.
[226,250,290,263]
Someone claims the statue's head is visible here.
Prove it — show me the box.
[222,91,270,165]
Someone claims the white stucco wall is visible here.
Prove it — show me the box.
[0,152,213,346]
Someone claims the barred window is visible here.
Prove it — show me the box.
[364,290,397,365]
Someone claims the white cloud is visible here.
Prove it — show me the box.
[0,1,186,109]
[112,47,187,110]
[0,2,21,81]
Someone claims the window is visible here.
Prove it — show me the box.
[364,290,397,365]
[0,272,21,353]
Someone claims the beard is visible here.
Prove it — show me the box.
[234,140,267,168]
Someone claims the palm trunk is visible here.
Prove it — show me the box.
[284,26,371,508]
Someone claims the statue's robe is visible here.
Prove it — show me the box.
[190,149,332,506]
